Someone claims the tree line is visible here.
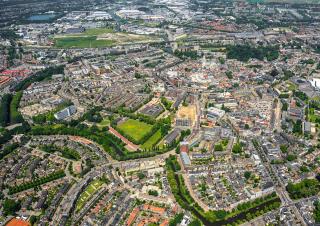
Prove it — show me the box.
[13,65,64,92]
[8,170,66,194]
[0,142,19,160]
[226,45,280,62]
[0,91,24,126]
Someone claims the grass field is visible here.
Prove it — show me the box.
[76,179,103,212]
[117,119,153,142]
[308,108,320,123]
[54,28,114,39]
[141,129,162,150]
[286,81,297,91]
[81,28,114,36]
[97,118,110,128]
[53,28,157,48]
[54,36,115,48]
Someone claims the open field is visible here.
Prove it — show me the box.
[76,179,103,212]
[54,28,114,39]
[117,119,153,142]
[286,81,297,91]
[54,36,115,48]
[53,28,159,48]
[141,129,162,150]
[97,118,110,128]
[80,28,114,36]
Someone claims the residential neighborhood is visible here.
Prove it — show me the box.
[0,0,320,225]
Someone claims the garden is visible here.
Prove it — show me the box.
[76,179,104,212]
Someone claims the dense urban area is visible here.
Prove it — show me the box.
[0,0,320,225]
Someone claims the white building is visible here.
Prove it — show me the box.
[207,107,225,121]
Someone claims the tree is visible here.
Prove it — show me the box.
[0,94,12,126]
[293,91,308,102]
[138,172,145,180]
[29,215,37,225]
[244,171,251,180]
[0,30,19,40]
[282,102,288,111]
[161,97,173,110]
[314,201,320,223]
[189,219,202,226]
[218,57,225,64]
[300,165,309,173]
[10,91,24,124]
[226,45,279,62]
[214,143,223,152]
[232,142,243,154]
[280,145,288,153]
[286,154,297,162]
[3,198,21,216]
[292,120,302,134]
[169,213,183,226]
[270,68,279,77]
[286,179,320,199]
[226,71,233,79]
[221,104,231,112]
[148,190,159,196]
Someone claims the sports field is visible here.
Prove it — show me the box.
[76,179,103,212]
[55,36,115,48]
[53,28,158,48]
[141,129,162,150]
[117,119,153,142]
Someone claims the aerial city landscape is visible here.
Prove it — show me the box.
[0,0,320,225]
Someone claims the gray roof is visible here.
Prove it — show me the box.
[164,129,180,144]
[181,152,191,165]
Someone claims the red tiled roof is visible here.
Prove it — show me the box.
[6,219,30,226]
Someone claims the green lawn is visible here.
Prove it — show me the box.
[117,119,153,142]
[54,36,115,48]
[97,118,110,128]
[307,108,320,123]
[53,28,155,48]
[82,28,114,36]
[141,129,162,150]
[52,124,64,129]
[286,81,297,91]
[76,179,103,212]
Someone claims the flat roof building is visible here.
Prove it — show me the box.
[180,152,191,166]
